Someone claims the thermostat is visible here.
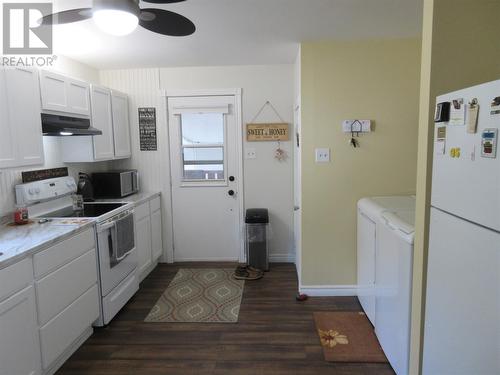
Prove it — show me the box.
[481,129,498,158]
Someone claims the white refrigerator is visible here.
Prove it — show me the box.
[423,80,500,374]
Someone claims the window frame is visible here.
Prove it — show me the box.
[178,112,229,187]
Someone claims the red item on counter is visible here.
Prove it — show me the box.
[14,206,29,225]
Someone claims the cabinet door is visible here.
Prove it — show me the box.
[136,215,152,278]
[40,70,68,113]
[111,91,132,159]
[151,209,163,261]
[67,78,90,116]
[0,286,41,375]
[91,86,115,161]
[0,67,17,168]
[6,68,44,167]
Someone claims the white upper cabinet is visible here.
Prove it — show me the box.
[61,86,131,163]
[91,86,115,161]
[0,67,17,168]
[111,90,132,159]
[0,67,44,169]
[40,70,90,117]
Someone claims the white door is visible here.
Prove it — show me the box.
[0,286,42,375]
[168,95,242,262]
[91,86,115,161]
[293,101,302,279]
[111,91,132,159]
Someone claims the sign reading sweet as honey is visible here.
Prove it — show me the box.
[246,123,289,141]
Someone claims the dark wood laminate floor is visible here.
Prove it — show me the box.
[57,263,394,375]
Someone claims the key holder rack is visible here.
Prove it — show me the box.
[342,119,372,148]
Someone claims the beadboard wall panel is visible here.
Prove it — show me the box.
[100,68,173,262]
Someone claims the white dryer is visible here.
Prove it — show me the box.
[375,210,415,375]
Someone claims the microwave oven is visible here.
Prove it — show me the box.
[92,170,139,198]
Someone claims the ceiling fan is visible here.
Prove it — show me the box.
[40,0,196,37]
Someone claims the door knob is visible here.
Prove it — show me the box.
[229,176,235,182]
[228,190,235,196]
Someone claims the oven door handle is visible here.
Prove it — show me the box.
[116,248,134,262]
[98,221,116,233]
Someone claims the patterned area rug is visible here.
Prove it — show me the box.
[314,311,388,363]
[144,269,244,323]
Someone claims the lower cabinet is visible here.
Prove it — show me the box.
[0,286,41,375]
[135,196,163,281]
[0,227,99,375]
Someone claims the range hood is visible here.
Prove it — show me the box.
[41,114,103,136]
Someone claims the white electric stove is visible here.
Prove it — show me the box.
[15,176,139,326]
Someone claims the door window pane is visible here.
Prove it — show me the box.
[181,113,224,145]
[183,147,224,180]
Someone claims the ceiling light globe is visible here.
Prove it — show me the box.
[93,9,138,36]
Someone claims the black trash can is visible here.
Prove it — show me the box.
[245,208,269,271]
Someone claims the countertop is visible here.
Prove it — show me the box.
[95,191,161,206]
[0,219,95,270]
[0,191,161,270]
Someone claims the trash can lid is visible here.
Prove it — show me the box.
[245,208,269,224]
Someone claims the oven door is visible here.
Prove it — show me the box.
[97,211,138,297]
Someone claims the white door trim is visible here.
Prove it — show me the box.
[164,88,245,263]
[162,88,242,98]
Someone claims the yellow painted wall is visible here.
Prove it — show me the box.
[300,39,421,286]
[411,0,500,373]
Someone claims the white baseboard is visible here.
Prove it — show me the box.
[299,285,358,297]
[269,253,296,263]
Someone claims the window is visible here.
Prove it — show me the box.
[180,113,225,181]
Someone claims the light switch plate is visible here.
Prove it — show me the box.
[315,148,330,163]
[245,148,257,159]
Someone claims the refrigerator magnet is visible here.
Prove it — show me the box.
[449,98,465,126]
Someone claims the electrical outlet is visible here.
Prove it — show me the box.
[315,148,330,163]
[245,148,257,159]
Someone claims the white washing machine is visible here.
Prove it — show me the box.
[357,196,415,325]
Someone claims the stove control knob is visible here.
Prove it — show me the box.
[35,188,41,194]
[28,188,35,195]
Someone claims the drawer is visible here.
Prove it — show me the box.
[34,228,95,279]
[39,284,99,369]
[36,249,98,326]
[0,258,33,301]
[150,196,161,213]
[102,271,138,325]
[135,201,150,220]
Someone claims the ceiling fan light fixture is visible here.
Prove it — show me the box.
[93,0,140,36]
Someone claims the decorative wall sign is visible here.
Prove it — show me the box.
[22,167,68,183]
[139,107,157,151]
[246,123,289,142]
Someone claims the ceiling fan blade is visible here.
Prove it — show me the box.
[39,8,93,25]
[139,9,195,36]
[141,0,186,3]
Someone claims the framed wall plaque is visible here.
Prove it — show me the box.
[139,107,157,151]
[246,123,289,142]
